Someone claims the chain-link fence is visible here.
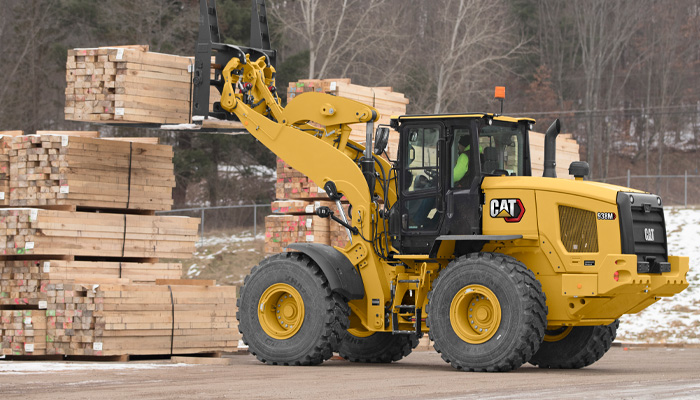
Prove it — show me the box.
[157,204,272,245]
[592,171,700,206]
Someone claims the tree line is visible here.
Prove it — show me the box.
[0,0,698,206]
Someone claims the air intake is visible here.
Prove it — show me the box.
[559,206,599,253]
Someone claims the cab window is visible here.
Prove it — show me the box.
[404,126,439,192]
[479,124,525,176]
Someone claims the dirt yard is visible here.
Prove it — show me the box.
[2,347,699,399]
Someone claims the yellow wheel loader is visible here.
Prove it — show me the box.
[192,0,689,371]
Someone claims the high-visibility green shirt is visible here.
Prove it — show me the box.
[453,151,469,182]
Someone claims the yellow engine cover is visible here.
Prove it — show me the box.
[481,176,689,327]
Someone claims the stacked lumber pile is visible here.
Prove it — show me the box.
[64,46,218,125]
[265,158,351,255]
[287,78,408,159]
[0,135,13,207]
[0,133,241,357]
[8,135,175,210]
[264,215,330,254]
[0,310,46,356]
[0,209,197,258]
[1,278,237,356]
[529,132,580,178]
[274,158,326,200]
[94,282,238,356]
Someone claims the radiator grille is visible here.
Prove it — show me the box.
[617,192,668,262]
[559,206,599,253]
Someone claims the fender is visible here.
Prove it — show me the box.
[287,243,364,300]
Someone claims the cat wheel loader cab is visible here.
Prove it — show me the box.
[197,0,690,372]
[387,114,534,256]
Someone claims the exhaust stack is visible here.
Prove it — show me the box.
[543,119,561,178]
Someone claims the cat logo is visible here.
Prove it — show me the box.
[644,228,655,242]
[489,198,525,223]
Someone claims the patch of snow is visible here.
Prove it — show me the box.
[618,206,700,343]
[197,232,265,248]
[187,263,200,278]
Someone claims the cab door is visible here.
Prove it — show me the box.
[399,123,445,254]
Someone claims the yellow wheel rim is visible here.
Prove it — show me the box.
[543,326,573,342]
[257,283,305,339]
[450,285,501,344]
[347,308,374,338]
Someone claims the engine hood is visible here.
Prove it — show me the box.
[481,176,646,204]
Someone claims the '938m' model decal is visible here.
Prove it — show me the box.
[489,198,525,223]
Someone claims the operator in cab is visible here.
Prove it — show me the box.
[453,134,471,187]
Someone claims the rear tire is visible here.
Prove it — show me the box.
[427,252,547,372]
[236,252,346,365]
[337,307,420,362]
[528,320,619,369]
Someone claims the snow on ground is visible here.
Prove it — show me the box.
[197,231,264,248]
[0,361,188,374]
[617,206,700,343]
[187,231,264,278]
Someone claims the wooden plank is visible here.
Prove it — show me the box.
[35,131,100,138]
[155,279,216,286]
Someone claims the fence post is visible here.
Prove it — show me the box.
[685,170,688,207]
[254,203,258,237]
[627,169,630,188]
[200,207,205,247]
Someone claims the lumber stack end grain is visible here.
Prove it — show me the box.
[8,134,174,210]
[65,47,219,125]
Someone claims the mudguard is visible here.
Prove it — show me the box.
[287,243,365,300]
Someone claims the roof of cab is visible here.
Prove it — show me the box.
[390,113,536,124]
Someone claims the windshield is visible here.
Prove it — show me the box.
[479,123,527,176]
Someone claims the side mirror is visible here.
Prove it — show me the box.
[374,126,390,155]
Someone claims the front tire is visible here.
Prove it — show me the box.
[427,252,547,372]
[236,252,346,365]
[528,320,619,369]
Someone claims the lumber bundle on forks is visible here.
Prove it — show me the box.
[8,135,175,210]
[64,46,219,125]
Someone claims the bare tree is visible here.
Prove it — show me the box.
[572,0,649,178]
[535,0,579,107]
[417,0,525,114]
[269,0,390,79]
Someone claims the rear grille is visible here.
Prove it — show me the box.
[617,192,668,263]
[559,206,599,253]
